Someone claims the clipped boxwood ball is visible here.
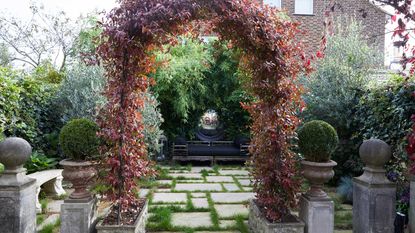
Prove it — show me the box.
[298,120,339,162]
[59,118,99,160]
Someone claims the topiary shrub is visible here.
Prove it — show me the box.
[298,120,339,162]
[59,118,99,160]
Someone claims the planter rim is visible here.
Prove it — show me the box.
[250,199,305,227]
[59,158,95,166]
[96,199,148,229]
[301,159,337,167]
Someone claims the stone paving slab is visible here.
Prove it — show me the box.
[158,180,172,185]
[157,188,172,192]
[171,212,212,227]
[192,198,209,208]
[36,214,60,231]
[238,179,252,186]
[176,179,205,183]
[219,220,236,228]
[206,176,234,183]
[152,193,187,203]
[223,183,241,191]
[219,170,249,176]
[215,204,249,218]
[139,189,150,198]
[192,193,206,198]
[175,183,222,191]
[151,204,186,209]
[191,167,213,173]
[169,173,203,179]
[211,192,255,203]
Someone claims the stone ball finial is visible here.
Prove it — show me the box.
[359,139,391,169]
[0,137,32,170]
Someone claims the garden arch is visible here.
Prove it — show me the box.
[98,0,311,222]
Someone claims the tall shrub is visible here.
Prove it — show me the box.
[301,18,381,182]
[141,91,164,159]
[54,64,106,123]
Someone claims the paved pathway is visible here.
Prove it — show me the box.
[36,165,353,233]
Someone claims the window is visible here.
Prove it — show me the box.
[263,0,281,8]
[295,0,313,15]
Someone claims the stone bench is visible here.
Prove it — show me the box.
[27,169,66,213]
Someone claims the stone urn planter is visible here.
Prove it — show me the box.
[95,199,149,233]
[248,200,305,233]
[301,160,337,199]
[59,159,97,199]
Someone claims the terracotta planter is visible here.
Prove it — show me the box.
[248,200,304,233]
[59,159,97,199]
[301,160,337,199]
[96,200,148,233]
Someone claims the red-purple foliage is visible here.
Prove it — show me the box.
[97,0,311,222]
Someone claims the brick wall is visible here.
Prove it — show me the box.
[279,0,386,55]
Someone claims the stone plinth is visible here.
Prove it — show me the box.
[0,137,36,233]
[248,200,305,233]
[353,139,396,233]
[409,176,415,233]
[299,195,333,233]
[60,197,98,233]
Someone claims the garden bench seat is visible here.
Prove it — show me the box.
[27,169,66,213]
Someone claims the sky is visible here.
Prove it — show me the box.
[0,0,118,20]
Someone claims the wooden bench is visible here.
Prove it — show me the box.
[27,169,66,213]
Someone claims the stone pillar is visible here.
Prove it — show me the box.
[60,197,98,233]
[409,175,415,233]
[299,161,336,233]
[353,139,396,233]
[60,160,98,233]
[0,137,36,233]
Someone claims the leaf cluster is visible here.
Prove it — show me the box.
[298,120,339,162]
[59,118,100,160]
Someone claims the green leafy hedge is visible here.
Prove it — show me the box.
[0,66,59,147]
[355,77,415,183]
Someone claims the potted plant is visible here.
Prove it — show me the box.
[59,118,99,199]
[298,120,338,199]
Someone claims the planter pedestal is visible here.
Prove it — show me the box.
[299,195,333,233]
[299,160,336,233]
[60,197,98,233]
[96,200,148,233]
[248,200,305,233]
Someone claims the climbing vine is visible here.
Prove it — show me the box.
[97,0,311,223]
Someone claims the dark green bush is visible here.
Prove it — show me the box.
[298,120,339,162]
[354,77,415,183]
[59,118,99,160]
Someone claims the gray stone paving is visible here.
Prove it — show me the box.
[171,212,212,227]
[223,183,241,191]
[152,193,187,203]
[215,204,249,218]
[175,183,222,191]
[169,173,203,179]
[210,192,255,203]
[192,198,209,208]
[219,170,249,176]
[206,176,234,182]
[237,179,252,186]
